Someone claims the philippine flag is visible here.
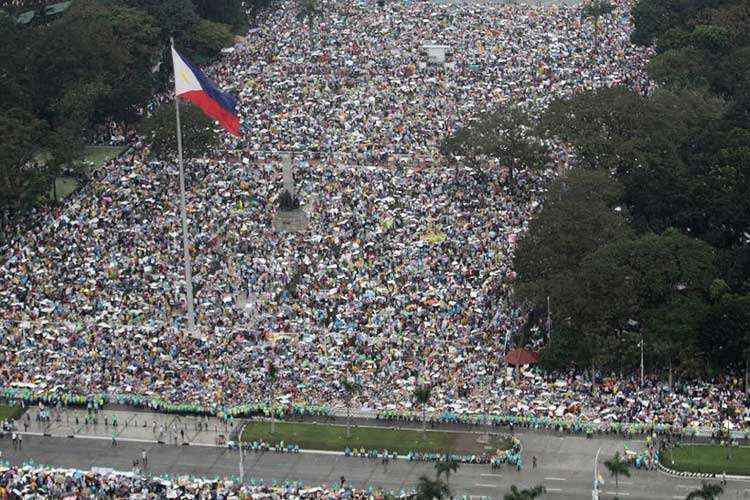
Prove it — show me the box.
[171,47,241,137]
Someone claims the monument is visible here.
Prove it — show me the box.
[273,153,310,233]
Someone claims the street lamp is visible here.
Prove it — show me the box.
[592,445,602,500]
[238,419,251,484]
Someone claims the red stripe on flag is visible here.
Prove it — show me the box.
[180,90,241,137]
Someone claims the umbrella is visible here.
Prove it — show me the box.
[505,349,540,366]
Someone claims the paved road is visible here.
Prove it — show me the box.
[3,426,750,498]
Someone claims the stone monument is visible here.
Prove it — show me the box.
[273,153,310,233]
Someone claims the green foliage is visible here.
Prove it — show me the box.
[685,481,724,500]
[442,106,549,190]
[604,452,631,488]
[503,484,546,500]
[698,293,750,370]
[29,0,161,127]
[193,0,246,32]
[514,170,632,305]
[415,475,449,500]
[0,108,50,209]
[180,18,233,65]
[140,101,218,159]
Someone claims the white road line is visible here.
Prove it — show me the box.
[546,488,563,492]
[475,483,497,488]
[605,492,629,496]
[544,477,567,481]
[673,496,684,499]
[480,473,503,477]
[676,485,692,489]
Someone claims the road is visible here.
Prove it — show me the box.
[3,427,750,498]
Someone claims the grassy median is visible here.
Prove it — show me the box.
[662,444,750,476]
[241,421,510,455]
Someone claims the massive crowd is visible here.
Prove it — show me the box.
[0,464,384,499]
[3,0,745,432]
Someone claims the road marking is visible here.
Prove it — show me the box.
[605,492,629,496]
[673,496,684,499]
[475,483,497,488]
[544,477,567,481]
[676,485,692,489]
[480,473,502,477]
[546,488,562,492]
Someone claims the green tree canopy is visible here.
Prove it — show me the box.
[0,108,50,209]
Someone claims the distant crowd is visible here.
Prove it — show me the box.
[0,464,391,499]
[4,0,742,434]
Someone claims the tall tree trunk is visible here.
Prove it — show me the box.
[422,406,426,434]
[668,359,673,390]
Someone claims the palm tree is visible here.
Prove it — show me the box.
[604,452,631,489]
[434,456,460,491]
[415,474,449,500]
[341,378,361,438]
[581,0,613,55]
[296,0,322,46]
[503,485,546,500]
[413,384,432,434]
[685,481,724,500]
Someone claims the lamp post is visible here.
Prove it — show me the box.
[238,420,251,484]
[592,445,602,500]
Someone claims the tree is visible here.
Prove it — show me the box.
[413,385,432,434]
[685,481,724,500]
[341,378,361,438]
[140,101,219,159]
[442,106,548,192]
[698,293,750,373]
[193,0,247,32]
[604,452,631,489]
[30,0,161,126]
[644,295,710,387]
[180,18,233,65]
[0,108,49,209]
[540,87,650,172]
[503,485,546,500]
[415,475,449,500]
[434,457,460,491]
[581,0,614,54]
[514,169,632,299]
[0,12,31,112]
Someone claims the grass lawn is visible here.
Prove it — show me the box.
[241,421,510,455]
[0,405,25,422]
[663,444,750,476]
[48,146,124,200]
[83,145,124,165]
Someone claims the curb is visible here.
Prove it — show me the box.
[657,461,750,481]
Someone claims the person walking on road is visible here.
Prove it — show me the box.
[533,456,537,469]
[141,450,148,468]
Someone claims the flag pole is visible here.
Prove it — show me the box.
[171,37,196,334]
